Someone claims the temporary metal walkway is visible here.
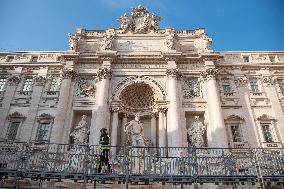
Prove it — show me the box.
[0,141,283,188]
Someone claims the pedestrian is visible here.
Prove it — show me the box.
[98,128,111,173]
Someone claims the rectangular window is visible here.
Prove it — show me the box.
[243,56,250,62]
[261,124,274,143]
[249,79,259,93]
[230,124,242,142]
[49,78,61,91]
[7,122,20,141]
[0,77,7,92]
[36,123,50,142]
[22,77,33,92]
[221,79,232,93]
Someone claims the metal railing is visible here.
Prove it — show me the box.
[0,141,284,188]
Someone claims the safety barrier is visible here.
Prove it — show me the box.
[0,141,283,188]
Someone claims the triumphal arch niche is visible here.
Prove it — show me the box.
[67,5,220,149]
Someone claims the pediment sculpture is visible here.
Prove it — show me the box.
[117,5,162,34]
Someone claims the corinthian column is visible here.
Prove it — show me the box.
[89,66,112,145]
[50,69,77,144]
[166,65,182,147]
[110,105,119,153]
[158,107,167,148]
[201,61,228,148]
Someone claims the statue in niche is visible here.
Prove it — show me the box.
[124,114,148,147]
[187,116,206,147]
[70,115,90,144]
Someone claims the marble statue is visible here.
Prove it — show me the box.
[68,33,78,50]
[187,116,206,147]
[70,115,89,144]
[100,33,114,50]
[118,13,133,33]
[124,114,146,147]
[165,31,175,50]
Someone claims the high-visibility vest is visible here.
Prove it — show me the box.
[100,135,111,150]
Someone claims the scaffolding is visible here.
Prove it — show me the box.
[0,141,283,188]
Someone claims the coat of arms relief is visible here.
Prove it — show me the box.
[117,5,162,34]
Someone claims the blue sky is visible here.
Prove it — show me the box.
[0,0,283,52]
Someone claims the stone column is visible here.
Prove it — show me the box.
[89,66,111,145]
[201,62,228,148]
[110,105,119,153]
[166,63,182,147]
[50,69,76,143]
[150,113,157,146]
[262,75,284,142]
[158,107,167,148]
[234,75,260,147]
[121,113,128,145]
[20,75,47,141]
[0,75,21,138]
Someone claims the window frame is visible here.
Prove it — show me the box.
[5,112,26,141]
[22,76,34,92]
[34,113,54,143]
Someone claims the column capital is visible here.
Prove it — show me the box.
[97,67,112,80]
[158,107,168,113]
[110,106,119,113]
[262,76,276,86]
[234,76,248,87]
[7,75,21,86]
[62,69,78,79]
[200,68,218,80]
[166,68,182,79]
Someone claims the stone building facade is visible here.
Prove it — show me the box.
[1,6,284,151]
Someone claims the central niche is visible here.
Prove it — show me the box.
[119,83,156,113]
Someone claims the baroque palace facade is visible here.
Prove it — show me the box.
[0,6,284,150]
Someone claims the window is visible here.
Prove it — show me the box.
[243,56,250,62]
[249,79,259,93]
[230,124,242,142]
[0,77,7,92]
[31,56,38,63]
[261,124,274,143]
[7,122,20,141]
[36,123,50,142]
[221,79,232,93]
[49,77,61,91]
[22,77,33,92]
